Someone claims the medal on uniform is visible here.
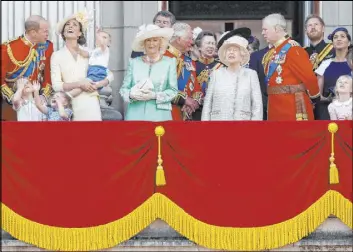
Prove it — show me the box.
[276,65,282,75]
[275,76,283,84]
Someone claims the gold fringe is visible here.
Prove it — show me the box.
[1,190,352,251]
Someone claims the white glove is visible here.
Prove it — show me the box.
[140,90,156,101]
[130,88,144,101]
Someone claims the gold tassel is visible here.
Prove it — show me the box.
[155,126,166,186]
[328,123,339,184]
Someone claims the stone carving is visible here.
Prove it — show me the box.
[169,1,296,20]
[98,85,123,121]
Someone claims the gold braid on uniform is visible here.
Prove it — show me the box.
[5,44,38,82]
[172,91,187,105]
[197,69,209,86]
[262,48,275,75]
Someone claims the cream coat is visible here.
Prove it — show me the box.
[50,46,102,121]
[202,67,263,121]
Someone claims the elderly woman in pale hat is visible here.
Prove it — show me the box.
[50,9,112,120]
[119,24,178,121]
[201,35,263,121]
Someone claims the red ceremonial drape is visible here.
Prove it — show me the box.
[1,121,352,251]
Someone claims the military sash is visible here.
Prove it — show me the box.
[311,43,333,70]
[5,41,49,83]
[177,57,192,91]
[265,43,292,86]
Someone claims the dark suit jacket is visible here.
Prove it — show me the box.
[131,50,144,58]
[249,47,270,120]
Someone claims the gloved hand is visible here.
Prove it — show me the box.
[140,90,156,101]
[129,88,145,101]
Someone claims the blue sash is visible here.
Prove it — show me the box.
[178,57,192,91]
[7,41,49,80]
[265,43,291,86]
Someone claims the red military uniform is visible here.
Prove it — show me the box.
[164,45,203,121]
[263,37,320,121]
[1,35,54,121]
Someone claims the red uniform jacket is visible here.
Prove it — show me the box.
[1,35,53,120]
[164,46,203,121]
[263,38,320,121]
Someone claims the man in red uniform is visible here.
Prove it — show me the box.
[164,22,203,121]
[1,15,54,121]
[261,13,320,121]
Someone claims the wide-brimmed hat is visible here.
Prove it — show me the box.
[218,35,250,66]
[55,8,93,36]
[217,27,252,50]
[132,24,174,52]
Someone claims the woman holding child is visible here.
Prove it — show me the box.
[51,10,113,121]
[119,24,178,121]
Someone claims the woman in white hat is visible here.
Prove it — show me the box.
[51,10,111,121]
[119,24,178,121]
[201,35,263,121]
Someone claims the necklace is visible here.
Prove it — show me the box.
[145,55,161,64]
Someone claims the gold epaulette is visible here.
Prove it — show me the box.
[2,36,20,46]
[262,48,275,73]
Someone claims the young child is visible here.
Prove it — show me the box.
[328,75,352,120]
[12,78,46,121]
[33,81,73,121]
[69,29,113,98]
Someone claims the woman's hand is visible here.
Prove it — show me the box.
[80,79,97,93]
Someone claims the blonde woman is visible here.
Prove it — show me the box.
[119,24,178,121]
[202,35,263,121]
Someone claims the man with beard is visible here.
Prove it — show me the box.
[164,22,203,121]
[130,11,176,59]
[304,14,334,71]
[193,31,223,120]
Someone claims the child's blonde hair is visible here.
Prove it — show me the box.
[334,75,353,99]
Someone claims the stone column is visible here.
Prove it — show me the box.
[101,1,158,116]
[322,1,353,38]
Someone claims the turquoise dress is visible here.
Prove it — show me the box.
[120,56,178,121]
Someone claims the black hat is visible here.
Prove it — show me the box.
[217,27,252,50]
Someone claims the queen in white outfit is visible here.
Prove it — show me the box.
[51,10,112,121]
[201,35,263,121]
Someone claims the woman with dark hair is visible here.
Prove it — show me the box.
[314,27,352,120]
[193,30,224,120]
[51,10,107,121]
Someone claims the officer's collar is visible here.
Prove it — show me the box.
[22,34,36,48]
[198,56,215,65]
[167,45,183,58]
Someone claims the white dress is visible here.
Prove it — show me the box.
[50,46,102,121]
[328,98,352,120]
[14,98,46,121]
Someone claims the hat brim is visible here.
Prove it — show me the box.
[217,27,251,49]
[55,14,88,36]
[131,28,174,52]
[218,43,250,67]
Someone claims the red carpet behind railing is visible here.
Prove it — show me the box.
[1,121,352,251]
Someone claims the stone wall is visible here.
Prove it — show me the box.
[322,1,353,40]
